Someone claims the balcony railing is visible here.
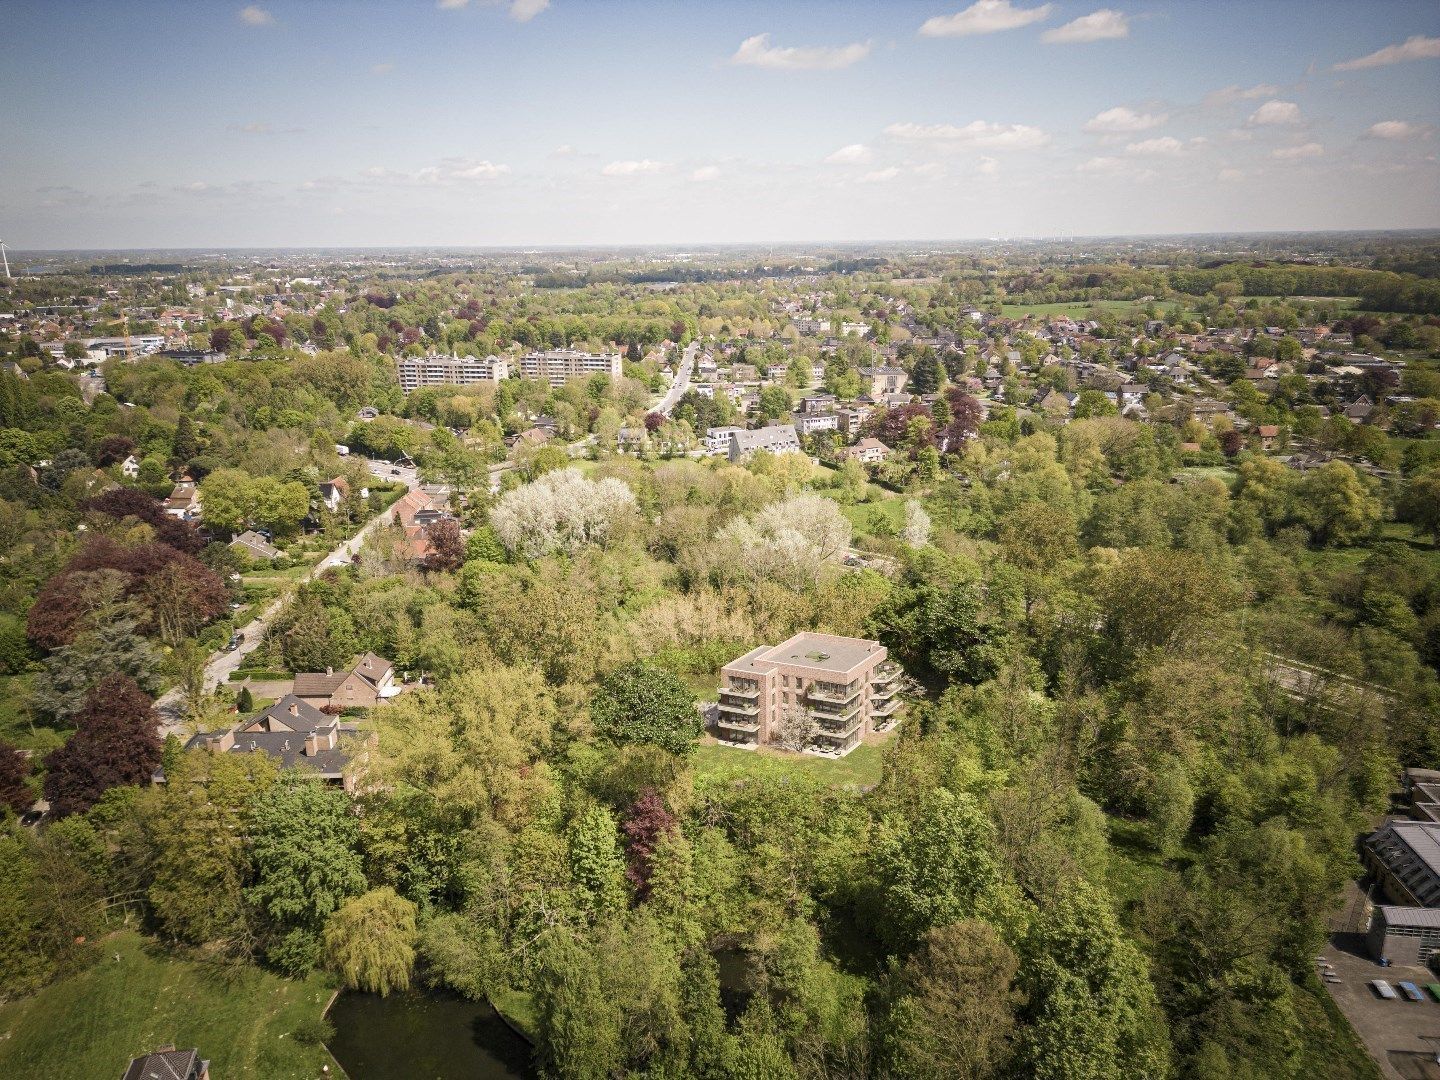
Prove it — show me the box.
[872,662,902,686]
[871,697,903,718]
[715,714,761,734]
[871,682,899,701]
[722,682,760,699]
[717,700,760,717]
[815,713,863,738]
[807,683,860,706]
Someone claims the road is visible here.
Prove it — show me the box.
[155,460,418,736]
[655,341,696,416]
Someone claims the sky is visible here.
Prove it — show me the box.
[2,0,1439,249]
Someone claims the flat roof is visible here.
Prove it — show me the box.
[757,632,882,676]
[1378,906,1440,930]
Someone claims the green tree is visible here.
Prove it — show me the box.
[1296,461,1381,546]
[591,662,701,756]
[324,886,418,995]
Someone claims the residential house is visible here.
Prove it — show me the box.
[704,426,745,456]
[162,477,201,521]
[1344,396,1375,424]
[797,412,839,435]
[294,652,398,711]
[1256,424,1280,452]
[800,393,837,414]
[229,530,282,561]
[120,454,140,478]
[1118,383,1148,409]
[122,1046,209,1080]
[727,424,802,461]
[518,348,622,387]
[178,695,366,791]
[714,632,905,757]
[858,366,908,396]
[836,437,891,465]
[318,476,348,514]
[391,488,447,561]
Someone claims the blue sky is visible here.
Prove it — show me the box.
[3,0,1438,247]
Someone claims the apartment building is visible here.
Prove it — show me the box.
[714,632,905,757]
[398,354,509,393]
[518,348,623,387]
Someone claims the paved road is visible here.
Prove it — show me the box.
[655,341,697,416]
[155,461,419,736]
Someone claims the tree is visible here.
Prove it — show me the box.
[900,500,932,548]
[757,386,791,420]
[171,414,199,464]
[0,741,31,814]
[883,920,1023,1080]
[620,788,678,898]
[568,804,629,918]
[324,887,418,996]
[246,776,366,969]
[1297,461,1381,546]
[491,468,638,558]
[1073,389,1117,419]
[422,518,465,572]
[1399,469,1440,542]
[43,674,160,815]
[910,351,944,395]
[717,492,852,589]
[871,788,1006,951]
[592,662,701,756]
[772,703,817,753]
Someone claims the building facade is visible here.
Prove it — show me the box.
[398,354,509,393]
[1363,819,1440,907]
[517,348,623,387]
[714,632,904,757]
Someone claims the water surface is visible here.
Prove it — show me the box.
[327,988,534,1080]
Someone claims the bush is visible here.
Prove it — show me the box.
[292,1015,336,1046]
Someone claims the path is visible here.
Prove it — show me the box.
[655,341,696,416]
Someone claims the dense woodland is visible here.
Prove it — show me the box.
[1,239,1439,1079]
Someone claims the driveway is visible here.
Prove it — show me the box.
[1319,932,1440,1079]
[655,341,696,416]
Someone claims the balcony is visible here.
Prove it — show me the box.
[871,697,903,718]
[722,682,760,699]
[871,681,899,701]
[807,683,860,706]
[812,708,863,736]
[717,700,760,718]
[872,662,902,686]
[715,713,761,734]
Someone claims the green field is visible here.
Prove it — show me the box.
[1000,300,1141,317]
[0,933,337,1080]
[692,739,885,789]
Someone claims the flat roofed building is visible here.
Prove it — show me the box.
[398,354,508,393]
[1367,905,1440,965]
[518,348,622,387]
[715,632,905,757]
[1363,819,1440,907]
[727,424,801,461]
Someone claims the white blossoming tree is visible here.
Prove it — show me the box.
[718,491,852,588]
[490,468,639,558]
[900,500,932,549]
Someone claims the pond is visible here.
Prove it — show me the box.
[326,988,535,1080]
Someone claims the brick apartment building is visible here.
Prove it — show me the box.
[714,632,904,757]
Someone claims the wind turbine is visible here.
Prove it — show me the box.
[0,240,10,279]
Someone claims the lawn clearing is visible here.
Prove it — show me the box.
[0,932,337,1080]
[999,300,1140,317]
[692,738,885,789]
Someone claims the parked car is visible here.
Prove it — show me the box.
[1426,983,1440,1002]
[1398,981,1426,1002]
[1371,980,1399,1000]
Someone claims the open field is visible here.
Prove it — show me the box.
[0,933,336,1080]
[1000,300,1142,317]
[693,738,886,789]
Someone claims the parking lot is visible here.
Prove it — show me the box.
[1320,934,1440,1079]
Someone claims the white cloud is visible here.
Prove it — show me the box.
[825,143,875,165]
[690,166,721,182]
[731,33,871,71]
[238,122,272,135]
[238,5,273,26]
[1125,136,1184,156]
[1272,142,1324,160]
[601,159,671,176]
[1204,83,1281,107]
[976,156,999,176]
[1249,100,1301,125]
[1334,34,1440,72]
[884,119,1050,148]
[1367,120,1425,140]
[371,62,394,75]
[859,167,902,183]
[1218,167,1244,182]
[551,144,575,157]
[361,158,511,185]
[437,0,549,19]
[919,1,1053,38]
[1041,9,1128,44]
[447,160,510,180]
[509,0,549,22]
[1083,106,1166,134]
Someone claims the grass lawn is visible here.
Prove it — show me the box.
[692,739,885,789]
[1172,465,1237,484]
[490,989,539,1043]
[0,932,337,1080]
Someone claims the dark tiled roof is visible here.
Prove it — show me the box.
[122,1047,202,1080]
[292,672,349,697]
[240,694,331,734]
